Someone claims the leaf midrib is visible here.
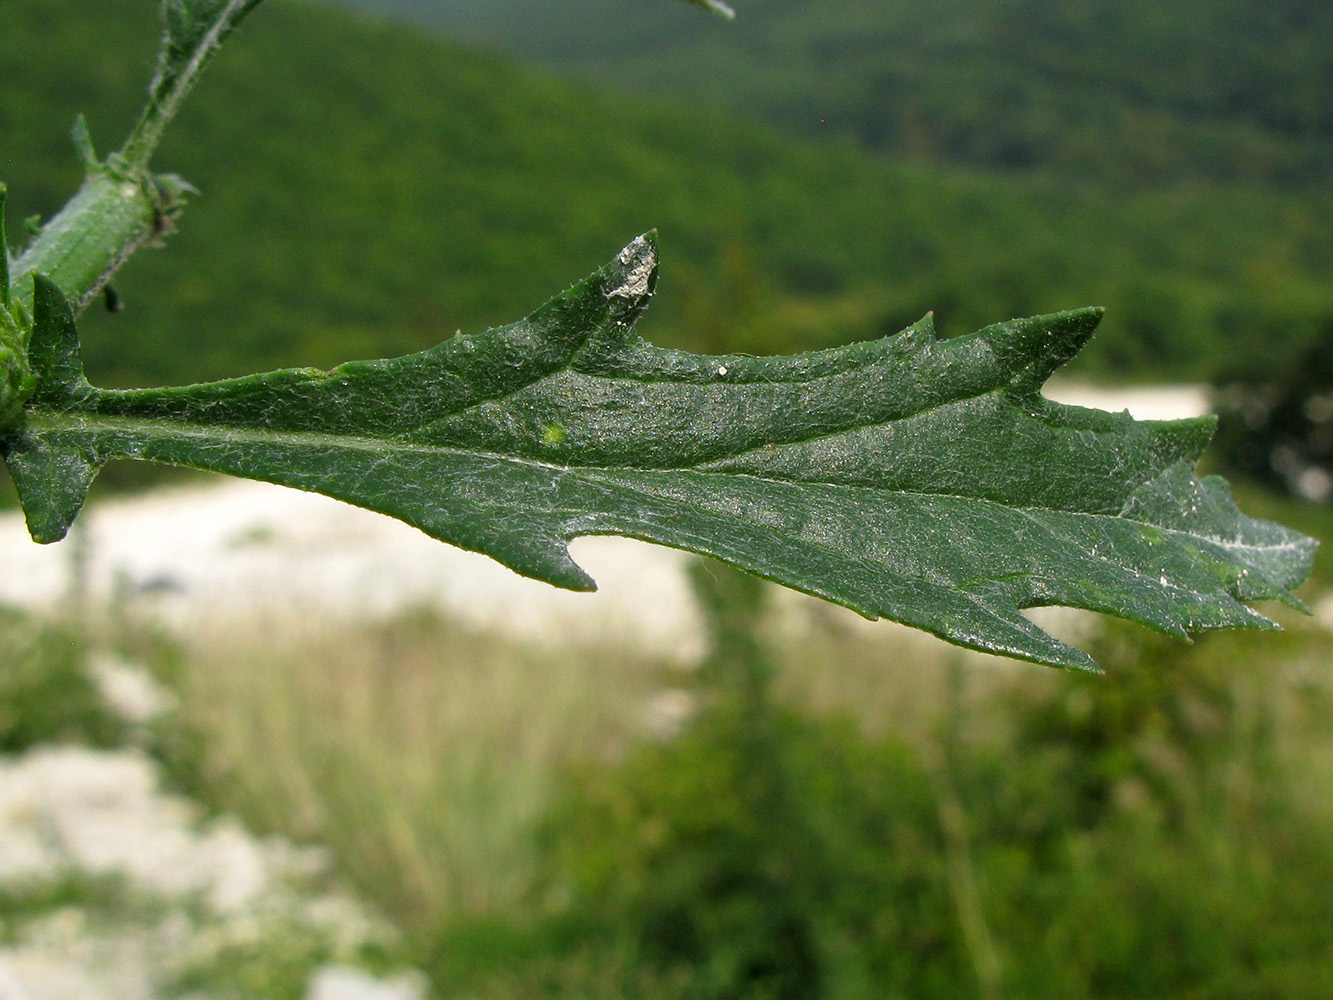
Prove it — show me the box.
[24,409,1289,559]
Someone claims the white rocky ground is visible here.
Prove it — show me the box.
[0,638,430,999]
[0,739,429,1000]
[0,472,706,663]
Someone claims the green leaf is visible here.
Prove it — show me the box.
[0,236,1314,670]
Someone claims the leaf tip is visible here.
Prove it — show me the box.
[603,233,659,313]
[71,114,99,171]
[533,545,599,593]
[4,444,101,545]
[1001,307,1106,396]
[1052,646,1105,674]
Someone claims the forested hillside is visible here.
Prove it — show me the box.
[2,0,1330,393]
[342,0,1333,187]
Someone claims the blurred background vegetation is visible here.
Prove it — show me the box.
[3,0,1333,389]
[2,0,1331,996]
[4,560,1332,998]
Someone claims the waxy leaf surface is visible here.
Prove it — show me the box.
[1,235,1314,670]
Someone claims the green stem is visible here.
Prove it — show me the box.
[2,185,37,424]
[11,170,163,317]
[119,0,265,173]
[9,0,270,315]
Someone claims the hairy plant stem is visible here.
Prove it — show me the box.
[11,169,167,318]
[119,0,266,174]
[0,2,272,430]
[9,0,271,318]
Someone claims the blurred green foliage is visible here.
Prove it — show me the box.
[0,607,124,752]
[323,0,1333,498]
[965,625,1333,999]
[2,572,1330,998]
[540,566,968,1000]
[435,573,1333,1000]
[369,0,1333,188]
[2,0,1331,398]
[1210,322,1333,501]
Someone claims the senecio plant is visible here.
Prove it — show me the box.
[0,0,1316,671]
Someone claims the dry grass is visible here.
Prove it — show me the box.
[155,582,1002,941]
[164,606,676,937]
